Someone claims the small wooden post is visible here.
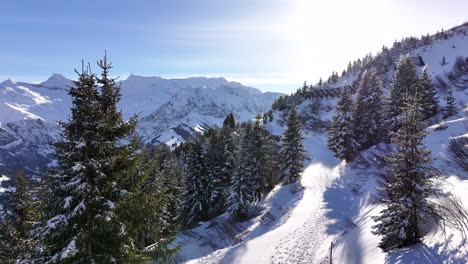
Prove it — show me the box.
[330,242,334,264]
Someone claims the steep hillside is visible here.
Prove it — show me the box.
[177,24,468,264]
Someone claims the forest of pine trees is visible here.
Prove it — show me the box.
[177,110,309,225]
[0,56,311,263]
[327,53,461,251]
[328,55,441,160]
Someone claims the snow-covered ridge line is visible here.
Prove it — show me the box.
[0,74,282,174]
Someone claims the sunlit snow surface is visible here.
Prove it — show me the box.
[180,27,468,264]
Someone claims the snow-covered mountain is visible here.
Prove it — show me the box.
[0,75,282,174]
[176,24,468,263]
[138,84,281,145]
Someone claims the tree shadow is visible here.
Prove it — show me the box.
[322,181,361,235]
[385,239,468,264]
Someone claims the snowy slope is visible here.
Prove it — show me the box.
[178,25,468,264]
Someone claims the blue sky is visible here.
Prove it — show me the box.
[1,0,467,93]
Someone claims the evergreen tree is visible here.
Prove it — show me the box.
[154,145,183,234]
[251,119,271,202]
[139,145,183,259]
[352,69,386,149]
[204,127,228,216]
[220,118,237,190]
[40,56,167,263]
[328,85,357,162]
[0,171,41,264]
[180,140,210,227]
[440,56,448,66]
[227,124,254,221]
[415,68,439,119]
[262,133,282,190]
[222,113,236,130]
[442,87,457,118]
[373,95,440,252]
[280,106,309,184]
[386,55,419,133]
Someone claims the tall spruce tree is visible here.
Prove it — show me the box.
[222,113,236,130]
[352,69,385,150]
[204,128,228,216]
[281,106,309,184]
[139,145,183,259]
[386,55,419,133]
[328,85,357,162]
[40,56,168,263]
[180,140,210,227]
[373,95,440,252]
[0,171,41,264]
[442,87,457,118]
[227,124,254,221]
[220,115,237,191]
[415,68,439,119]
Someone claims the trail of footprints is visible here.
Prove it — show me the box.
[270,210,327,264]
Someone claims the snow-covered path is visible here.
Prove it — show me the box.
[188,150,341,264]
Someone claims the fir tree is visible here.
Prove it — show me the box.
[440,56,448,66]
[154,145,183,234]
[442,87,457,118]
[373,95,440,252]
[204,127,229,216]
[222,113,236,130]
[415,68,439,119]
[386,55,419,133]
[220,118,237,190]
[180,140,210,227]
[251,119,271,201]
[0,171,41,264]
[281,106,309,184]
[328,85,357,162]
[352,69,385,149]
[227,124,254,221]
[139,145,183,259]
[40,56,168,263]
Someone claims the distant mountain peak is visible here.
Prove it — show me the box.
[1,78,17,86]
[41,73,73,89]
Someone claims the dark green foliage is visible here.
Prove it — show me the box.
[352,69,386,149]
[178,113,283,224]
[328,85,357,162]
[138,145,183,260]
[386,55,419,133]
[281,106,309,184]
[441,56,448,66]
[204,127,229,216]
[415,68,439,119]
[0,171,41,264]
[40,56,172,263]
[227,124,255,221]
[373,95,440,252]
[442,87,457,118]
[222,113,236,130]
[180,139,210,227]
